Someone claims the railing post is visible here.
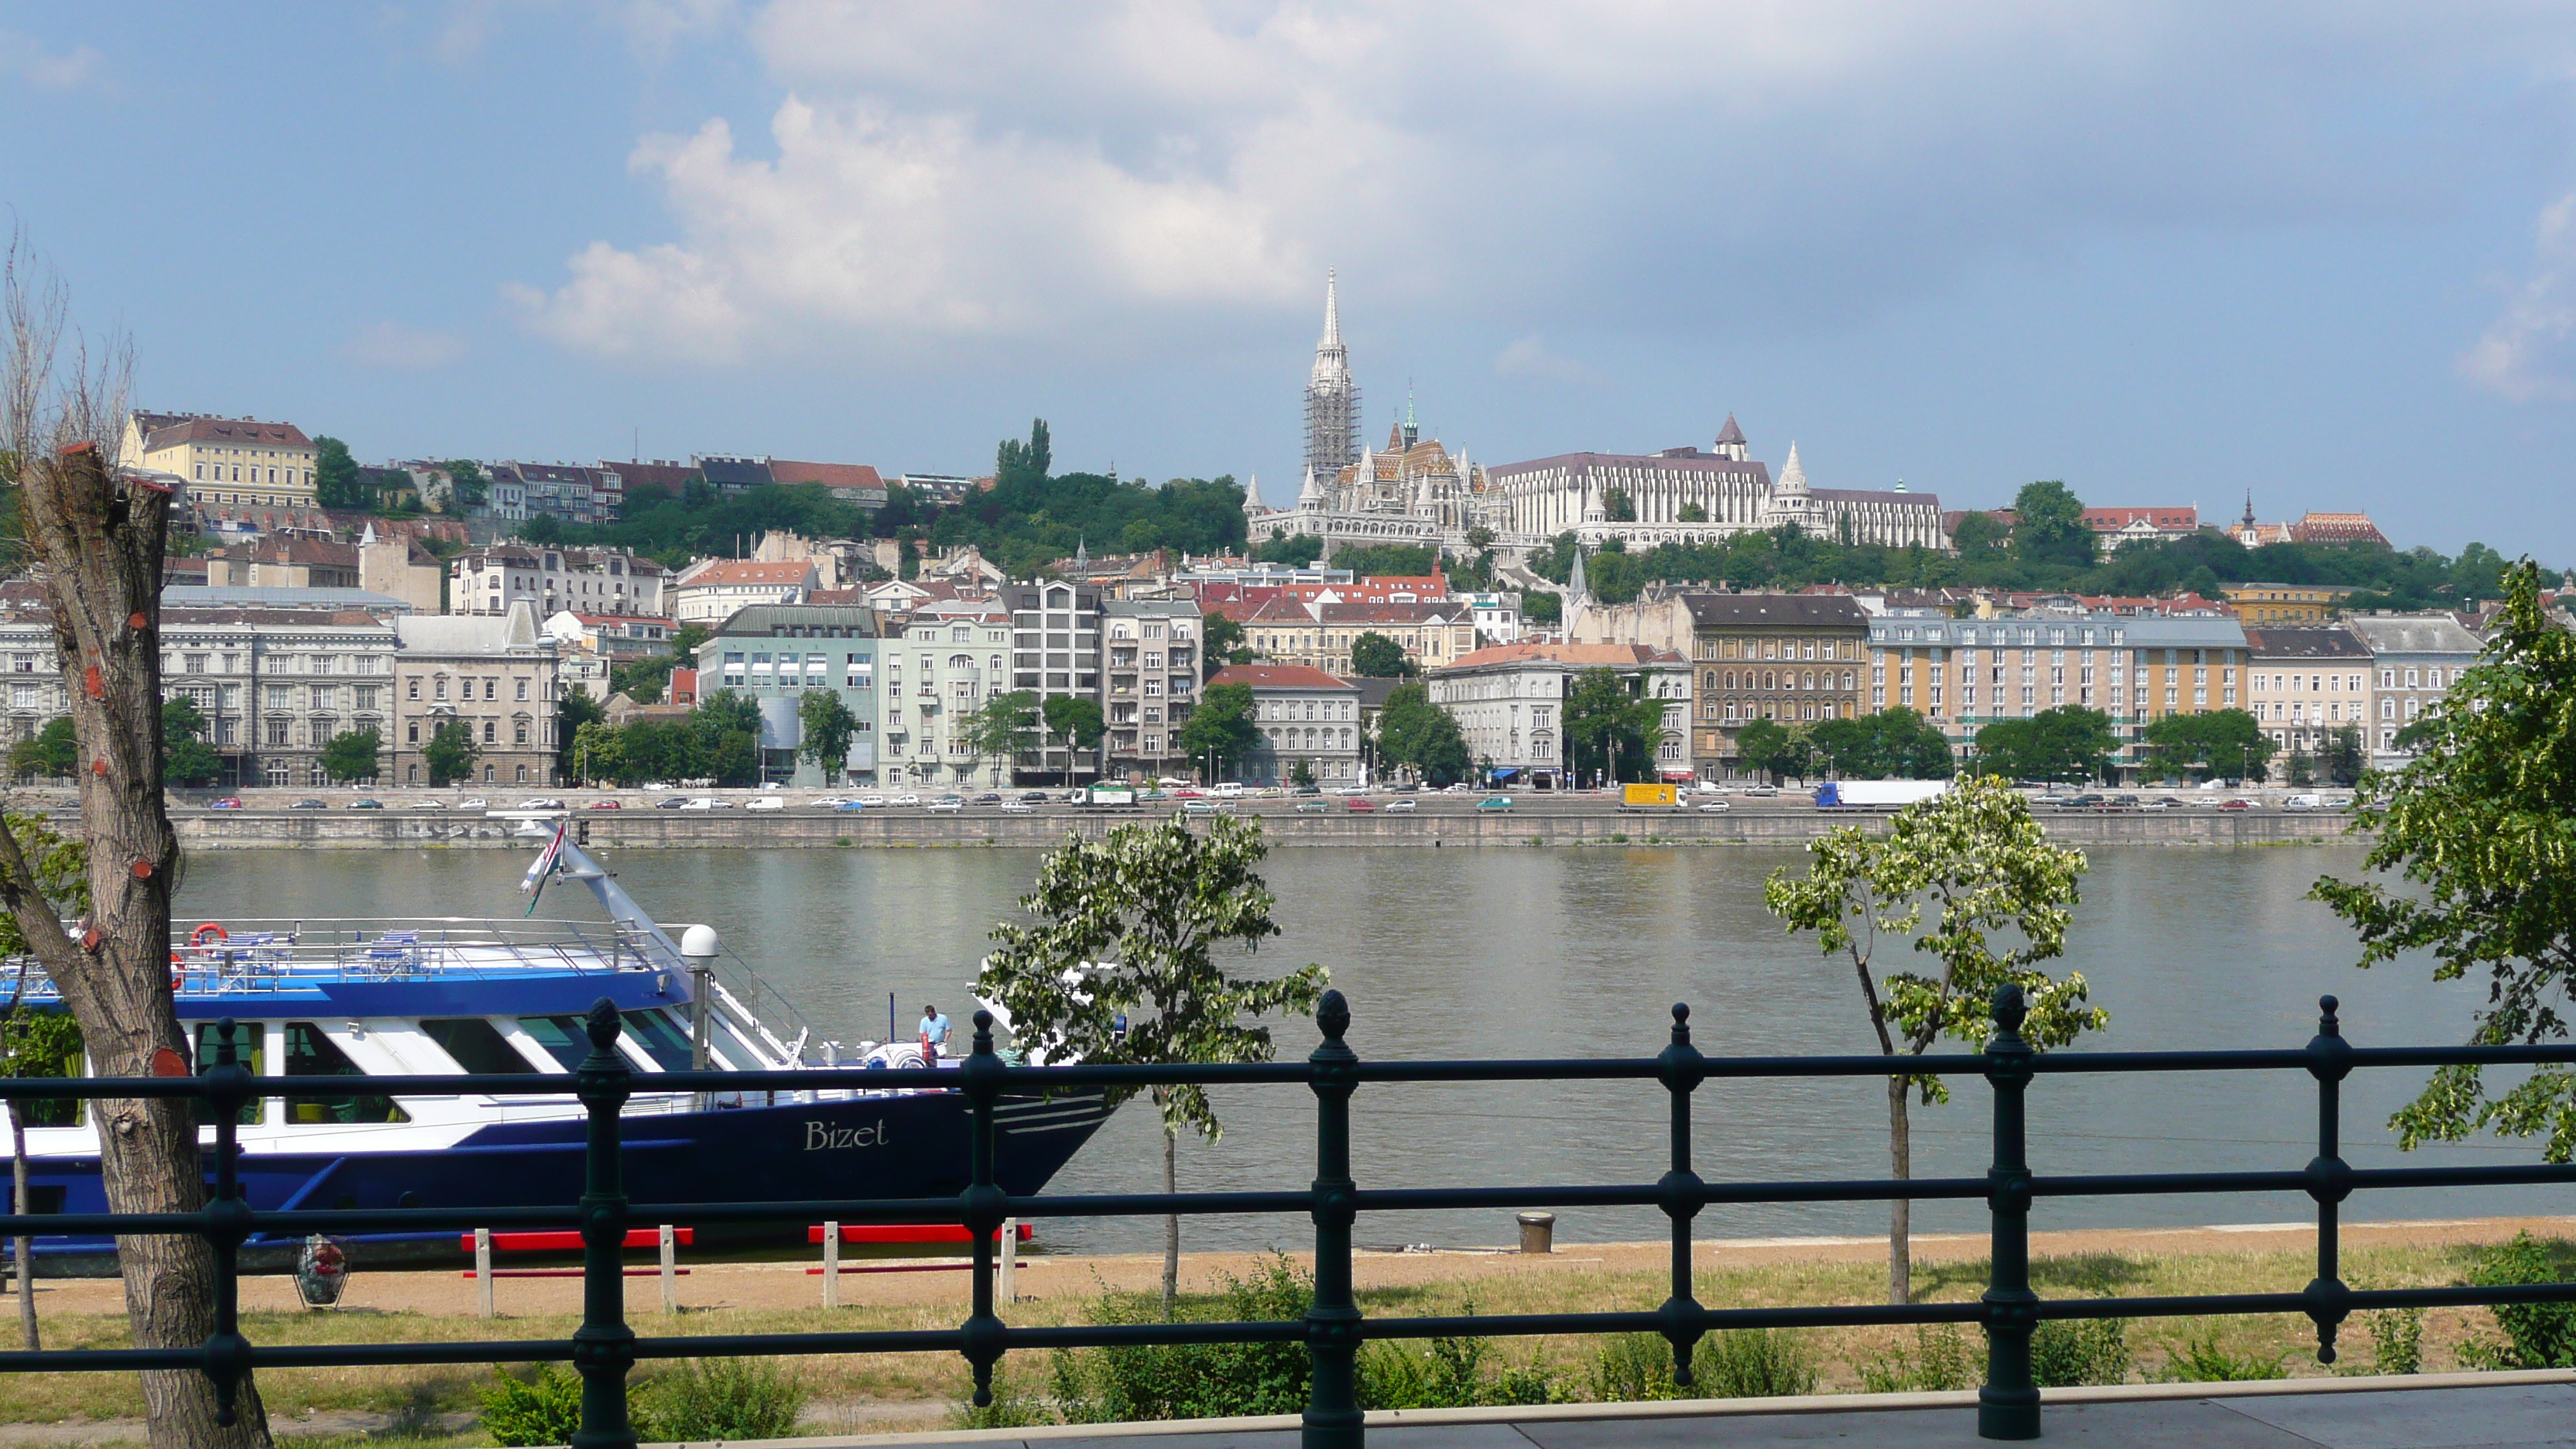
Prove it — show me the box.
[957,1011,1009,1408]
[475,1228,494,1319]
[1655,1003,1708,1387]
[2304,995,2353,1363]
[822,1222,840,1308]
[1978,985,2038,1441]
[570,999,635,1449]
[1303,989,1362,1449]
[200,1019,255,1426]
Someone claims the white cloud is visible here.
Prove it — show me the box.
[341,322,468,371]
[2459,195,2576,404]
[0,30,103,90]
[1494,335,1597,386]
[511,2,2576,365]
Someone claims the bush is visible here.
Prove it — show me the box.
[2031,1318,2132,1387]
[1050,1256,1314,1423]
[2154,1325,2283,1383]
[636,1358,807,1440]
[947,1378,1053,1430]
[1588,1330,1817,1403]
[1362,1314,1557,1409]
[479,1365,583,1447]
[2463,1233,2576,1369]
[1859,1324,1982,1393]
[2365,1307,2424,1375]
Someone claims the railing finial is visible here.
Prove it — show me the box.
[2318,995,2341,1037]
[1317,988,1349,1045]
[973,1009,995,1056]
[1990,981,2027,1040]
[584,995,622,1053]
[1670,1002,1690,1046]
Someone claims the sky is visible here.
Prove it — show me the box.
[4,2,2574,563]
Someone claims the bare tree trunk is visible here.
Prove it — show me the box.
[1160,1124,1180,1318]
[0,286,273,1449]
[11,1098,33,1349]
[1888,1074,1911,1307]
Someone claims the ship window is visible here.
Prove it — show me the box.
[421,1017,534,1075]
[621,1009,697,1071]
[283,1023,410,1125]
[515,1016,594,1070]
[192,1021,265,1125]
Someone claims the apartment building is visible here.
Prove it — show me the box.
[1209,663,1362,786]
[1868,612,2252,772]
[128,413,318,511]
[1101,599,1202,780]
[2342,614,2485,765]
[1427,642,1690,790]
[880,605,1014,789]
[668,559,812,625]
[1236,598,1477,675]
[452,546,666,618]
[690,603,882,785]
[2225,583,2362,625]
[387,602,562,787]
[2242,626,2374,755]
[1003,581,1104,779]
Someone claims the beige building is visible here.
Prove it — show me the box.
[356,524,447,614]
[1102,598,1203,779]
[451,545,666,619]
[2225,582,2361,625]
[1426,642,1690,789]
[1209,663,1362,785]
[128,412,317,510]
[204,536,360,591]
[1234,598,1477,676]
[389,601,562,787]
[2343,614,2484,765]
[669,559,814,625]
[2242,626,2372,756]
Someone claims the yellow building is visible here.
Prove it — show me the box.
[1235,598,1478,676]
[127,412,317,510]
[2222,582,2358,625]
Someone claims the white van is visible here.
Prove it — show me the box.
[1212,782,1245,799]
[2284,794,2322,811]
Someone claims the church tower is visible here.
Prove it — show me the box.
[1302,270,1361,485]
[1713,413,1749,462]
[1766,442,1812,529]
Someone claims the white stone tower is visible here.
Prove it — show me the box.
[1302,271,1361,486]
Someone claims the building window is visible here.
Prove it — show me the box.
[482,721,496,745]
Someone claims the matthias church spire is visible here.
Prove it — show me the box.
[1303,269,1360,486]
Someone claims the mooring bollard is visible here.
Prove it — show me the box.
[658,1225,677,1314]
[822,1221,841,1308]
[474,1228,494,1319]
[1516,1211,1555,1255]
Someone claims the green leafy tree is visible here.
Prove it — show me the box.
[1042,694,1107,776]
[690,689,762,786]
[1951,511,2006,557]
[1290,758,1317,788]
[1250,533,1324,567]
[2009,481,2095,570]
[423,720,480,786]
[1764,776,2101,1304]
[312,435,361,509]
[317,728,382,784]
[160,697,221,789]
[978,817,1327,1311]
[1521,590,1561,626]
[0,992,80,1348]
[442,458,488,509]
[1176,683,1260,781]
[1676,502,1708,523]
[6,718,74,782]
[1563,669,1663,786]
[556,690,605,779]
[995,419,1053,492]
[796,690,861,784]
[1972,706,2118,784]
[961,690,1043,782]
[1373,682,1471,786]
[1602,486,1638,522]
[1346,631,1416,679]
[2141,708,2274,784]
[1810,707,1955,780]
[2311,563,2576,1158]
[1201,613,1255,679]
[2324,724,2367,786]
[2285,747,2316,789]
[1331,543,1440,578]
[1732,717,1790,784]
[572,718,629,786]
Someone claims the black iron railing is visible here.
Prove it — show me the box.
[5,985,2576,1446]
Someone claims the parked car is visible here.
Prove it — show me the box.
[208,797,242,809]
[1173,788,1206,800]
[347,799,383,810]
[1478,796,1515,811]
[1442,783,1472,794]
[746,796,784,811]
[2219,797,2255,811]
[1295,800,1330,814]
[1294,785,1324,796]
[587,799,622,810]
[890,793,923,807]
[1390,782,1419,793]
[287,799,327,810]
[2283,794,2322,811]
[999,801,1036,814]
[654,796,690,810]
[518,798,567,810]
[640,782,673,791]
[2108,795,2141,810]
[974,792,1003,805]
[1180,799,1219,815]
[2141,796,2179,810]
[458,798,490,810]
[814,796,852,809]
[1019,791,1050,804]
[408,800,444,810]
[1344,796,1375,811]
[927,795,966,814]
[834,799,870,811]
[1743,785,1780,798]
[1384,798,1416,813]
[1700,800,1731,813]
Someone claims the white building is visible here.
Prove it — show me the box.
[1426,642,1691,790]
[880,604,1015,789]
[2342,614,2485,766]
[450,545,665,618]
[389,602,562,787]
[1210,663,1362,786]
[668,559,814,625]
[1484,425,1947,553]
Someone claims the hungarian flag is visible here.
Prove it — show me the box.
[519,820,568,916]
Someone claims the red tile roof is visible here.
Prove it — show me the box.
[1208,663,1358,691]
[769,459,884,490]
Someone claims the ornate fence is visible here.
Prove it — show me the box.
[5,985,2576,1445]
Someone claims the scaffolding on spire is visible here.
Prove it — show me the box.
[1303,269,1361,486]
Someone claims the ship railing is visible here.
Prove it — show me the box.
[6,988,2576,1449]
[142,918,662,992]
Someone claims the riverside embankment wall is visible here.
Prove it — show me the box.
[170,809,2362,851]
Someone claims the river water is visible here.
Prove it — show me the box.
[174,844,2569,1254]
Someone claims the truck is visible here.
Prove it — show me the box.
[1814,779,1951,810]
[1619,783,1680,810]
[1084,782,1139,809]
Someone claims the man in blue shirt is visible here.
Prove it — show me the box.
[920,1005,951,1058]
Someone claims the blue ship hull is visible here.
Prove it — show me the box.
[26,1088,1111,1274]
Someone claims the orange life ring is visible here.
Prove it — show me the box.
[190,923,228,946]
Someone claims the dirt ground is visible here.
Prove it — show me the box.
[17,1214,2572,1321]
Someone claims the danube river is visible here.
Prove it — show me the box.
[175,844,2564,1254]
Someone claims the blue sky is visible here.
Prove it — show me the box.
[5,2,2574,563]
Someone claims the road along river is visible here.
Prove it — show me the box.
[173,841,2561,1255]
